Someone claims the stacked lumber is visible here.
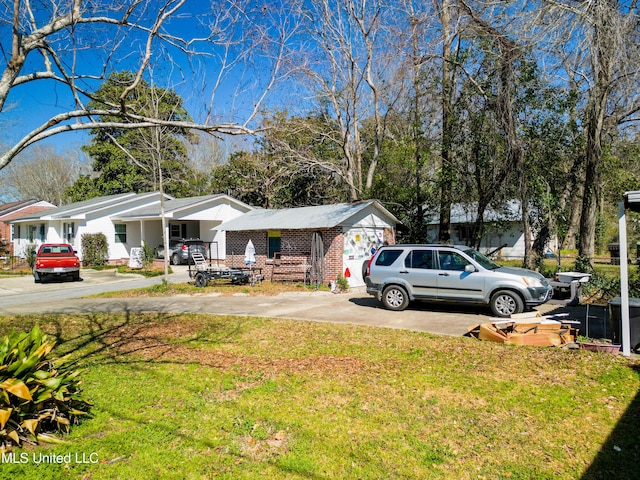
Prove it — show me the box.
[469,312,579,347]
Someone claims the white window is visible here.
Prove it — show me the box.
[115,224,127,243]
[62,222,75,242]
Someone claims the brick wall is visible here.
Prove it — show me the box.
[1,205,55,255]
[226,227,343,284]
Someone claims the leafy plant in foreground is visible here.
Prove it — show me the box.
[0,325,92,451]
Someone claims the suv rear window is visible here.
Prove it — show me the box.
[405,250,433,269]
[375,249,403,266]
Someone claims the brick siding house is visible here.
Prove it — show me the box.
[0,200,56,257]
[216,201,399,287]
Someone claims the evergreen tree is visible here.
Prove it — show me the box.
[65,72,199,201]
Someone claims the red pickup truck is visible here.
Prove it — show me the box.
[33,243,81,283]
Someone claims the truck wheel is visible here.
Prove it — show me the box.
[34,272,41,283]
[382,285,409,311]
[171,253,180,265]
[72,271,81,281]
[490,290,524,318]
[194,272,208,288]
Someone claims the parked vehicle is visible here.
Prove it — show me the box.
[33,243,81,283]
[156,238,208,265]
[364,244,552,317]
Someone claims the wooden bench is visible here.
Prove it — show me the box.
[271,252,311,283]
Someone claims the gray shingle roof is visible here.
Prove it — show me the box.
[0,200,38,217]
[624,191,640,212]
[114,194,252,219]
[9,192,158,222]
[216,201,398,231]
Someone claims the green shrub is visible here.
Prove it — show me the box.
[141,240,155,271]
[81,233,108,267]
[0,325,92,450]
[25,244,37,269]
[583,265,640,303]
[335,275,350,292]
[574,255,594,273]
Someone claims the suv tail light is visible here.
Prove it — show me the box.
[365,256,375,277]
[183,243,207,251]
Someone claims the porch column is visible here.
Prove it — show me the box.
[618,202,631,357]
[140,220,146,246]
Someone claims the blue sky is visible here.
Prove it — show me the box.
[0,1,299,173]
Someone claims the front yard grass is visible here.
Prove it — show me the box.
[0,313,638,479]
[92,279,330,297]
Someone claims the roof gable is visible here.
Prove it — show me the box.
[0,200,56,219]
[113,194,253,220]
[0,200,37,217]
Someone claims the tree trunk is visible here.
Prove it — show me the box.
[578,0,613,263]
[438,0,454,243]
[578,109,604,261]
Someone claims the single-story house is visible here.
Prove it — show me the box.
[216,200,399,287]
[9,192,252,263]
[113,194,253,260]
[0,199,56,256]
[424,200,558,259]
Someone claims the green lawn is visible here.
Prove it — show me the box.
[0,313,638,479]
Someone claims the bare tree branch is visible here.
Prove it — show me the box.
[0,107,256,169]
[0,0,296,172]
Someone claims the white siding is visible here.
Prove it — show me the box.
[426,223,529,259]
[12,194,251,263]
[342,226,386,287]
[343,206,395,229]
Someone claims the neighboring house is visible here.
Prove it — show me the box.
[216,200,399,287]
[424,200,558,259]
[9,192,252,263]
[113,194,254,260]
[0,200,56,256]
[10,192,168,260]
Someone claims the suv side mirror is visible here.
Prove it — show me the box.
[464,264,476,273]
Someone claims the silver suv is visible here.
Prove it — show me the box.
[364,244,552,317]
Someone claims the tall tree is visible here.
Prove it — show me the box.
[294,0,403,200]
[212,111,348,208]
[534,0,640,263]
[65,72,197,200]
[436,0,456,242]
[454,0,536,263]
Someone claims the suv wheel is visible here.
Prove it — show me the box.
[382,285,409,311]
[171,253,181,265]
[490,290,524,317]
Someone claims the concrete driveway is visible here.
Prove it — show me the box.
[0,267,584,338]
